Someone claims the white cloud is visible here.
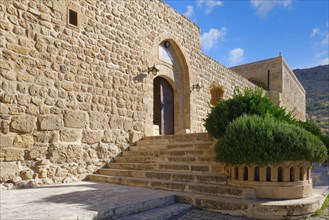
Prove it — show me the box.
[320,57,329,65]
[228,48,244,65]
[250,0,292,17]
[321,33,329,45]
[197,0,223,14]
[311,28,320,37]
[183,5,194,18]
[201,27,227,51]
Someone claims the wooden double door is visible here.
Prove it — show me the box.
[153,77,174,135]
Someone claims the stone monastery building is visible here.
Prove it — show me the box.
[0,0,305,187]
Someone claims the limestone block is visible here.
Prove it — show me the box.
[60,129,80,142]
[1,121,10,134]
[82,130,101,144]
[0,161,20,181]
[20,169,34,180]
[26,147,47,160]
[0,134,14,148]
[0,93,15,104]
[13,1,27,10]
[109,115,124,129]
[0,60,11,70]
[13,134,34,148]
[96,144,111,159]
[128,131,140,144]
[123,118,133,131]
[42,178,54,185]
[7,43,30,55]
[38,114,62,130]
[63,110,87,128]
[34,131,59,143]
[89,112,109,130]
[102,129,115,143]
[48,144,83,163]
[47,167,57,178]
[0,103,9,114]
[0,148,25,161]
[10,115,36,133]
[37,169,48,178]
[0,20,13,31]
[35,42,46,52]
[1,70,17,81]
[6,4,17,16]
[55,167,69,177]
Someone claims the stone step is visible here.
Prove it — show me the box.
[98,169,227,184]
[116,203,193,220]
[106,162,225,173]
[137,137,214,146]
[132,142,215,151]
[89,174,255,199]
[141,132,213,141]
[114,155,217,163]
[123,149,215,157]
[176,193,252,218]
[97,195,177,219]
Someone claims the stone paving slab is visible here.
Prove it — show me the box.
[0,181,176,220]
[1,175,328,220]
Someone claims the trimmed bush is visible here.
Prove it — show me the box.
[296,120,322,137]
[204,88,295,138]
[321,133,329,154]
[215,115,328,165]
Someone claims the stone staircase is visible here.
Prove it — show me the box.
[89,133,328,219]
[89,133,260,219]
[89,133,255,200]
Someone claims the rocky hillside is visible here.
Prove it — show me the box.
[293,65,329,133]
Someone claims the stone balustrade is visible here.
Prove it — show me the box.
[227,161,312,199]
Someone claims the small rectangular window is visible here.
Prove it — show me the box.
[69,9,78,26]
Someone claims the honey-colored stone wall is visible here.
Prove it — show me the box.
[231,56,306,121]
[0,0,255,187]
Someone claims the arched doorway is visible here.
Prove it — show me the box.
[153,77,174,135]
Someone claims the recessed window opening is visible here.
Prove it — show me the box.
[278,167,283,182]
[69,9,78,26]
[266,167,271,182]
[254,167,260,181]
[234,166,238,180]
[300,167,304,180]
[243,166,248,181]
[290,167,295,182]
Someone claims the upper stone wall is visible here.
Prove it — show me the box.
[0,0,256,188]
[230,56,306,121]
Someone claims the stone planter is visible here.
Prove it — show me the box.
[227,161,312,199]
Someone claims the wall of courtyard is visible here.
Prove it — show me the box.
[0,0,255,187]
[231,57,306,121]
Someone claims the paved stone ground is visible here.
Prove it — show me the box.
[173,209,251,220]
[173,204,329,220]
[0,181,176,220]
[1,181,328,220]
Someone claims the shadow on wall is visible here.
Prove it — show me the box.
[133,73,147,83]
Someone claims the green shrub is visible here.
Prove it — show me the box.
[321,133,329,154]
[204,88,295,138]
[296,121,329,154]
[295,120,322,137]
[215,115,328,165]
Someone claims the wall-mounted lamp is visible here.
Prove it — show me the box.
[191,82,202,92]
[164,41,170,49]
[147,64,159,76]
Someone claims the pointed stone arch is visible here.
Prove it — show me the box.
[147,34,191,135]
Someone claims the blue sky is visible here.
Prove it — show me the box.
[163,0,329,69]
